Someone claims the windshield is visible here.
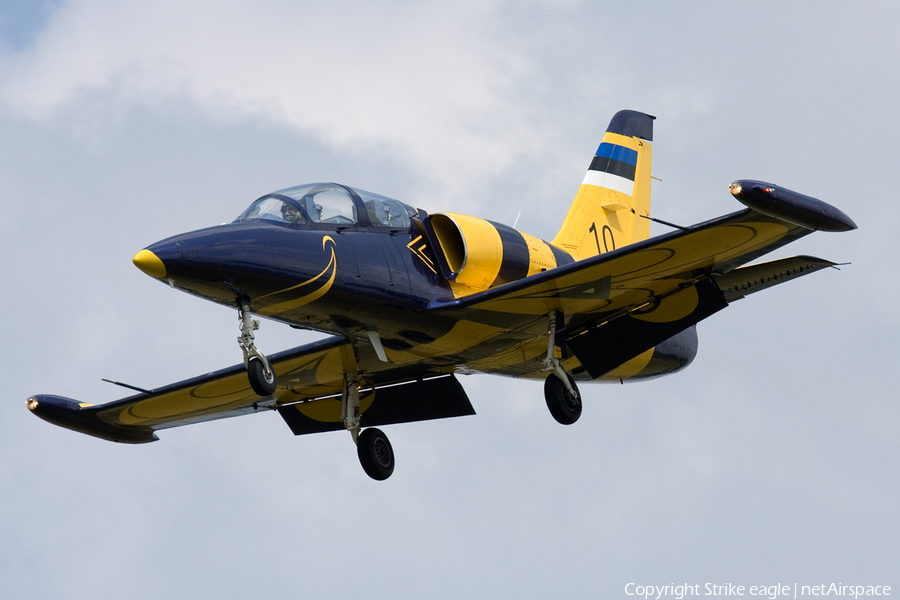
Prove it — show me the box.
[235,183,411,228]
[277,183,358,225]
[235,195,307,225]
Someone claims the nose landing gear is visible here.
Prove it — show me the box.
[247,356,277,397]
[238,303,277,397]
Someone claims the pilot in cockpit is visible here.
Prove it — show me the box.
[281,202,306,224]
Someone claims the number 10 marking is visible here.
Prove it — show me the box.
[589,222,616,253]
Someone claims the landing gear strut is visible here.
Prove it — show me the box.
[238,303,277,397]
[542,311,582,425]
[342,372,395,480]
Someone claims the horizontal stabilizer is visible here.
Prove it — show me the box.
[712,255,837,302]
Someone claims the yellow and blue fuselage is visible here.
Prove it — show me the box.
[133,181,694,383]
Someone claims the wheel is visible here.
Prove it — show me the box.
[544,373,582,425]
[357,428,395,480]
[247,357,277,396]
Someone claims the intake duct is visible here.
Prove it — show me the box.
[422,213,571,292]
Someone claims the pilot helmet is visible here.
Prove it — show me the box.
[281,201,305,224]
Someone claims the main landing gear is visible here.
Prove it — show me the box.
[342,372,395,480]
[542,312,582,425]
[238,303,277,397]
[357,427,395,481]
[237,311,393,479]
[544,372,582,425]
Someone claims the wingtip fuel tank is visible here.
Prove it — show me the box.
[729,180,857,232]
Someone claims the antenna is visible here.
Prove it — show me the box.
[102,378,152,395]
[640,214,689,231]
[513,210,522,229]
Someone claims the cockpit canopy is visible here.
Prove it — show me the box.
[235,183,412,229]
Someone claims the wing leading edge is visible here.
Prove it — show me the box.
[27,336,474,443]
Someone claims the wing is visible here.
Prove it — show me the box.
[27,336,474,444]
[429,207,850,378]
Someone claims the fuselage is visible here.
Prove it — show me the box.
[134,182,698,382]
[137,184,464,348]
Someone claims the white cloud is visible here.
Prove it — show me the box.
[2,2,898,597]
[1,0,542,191]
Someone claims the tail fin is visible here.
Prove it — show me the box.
[552,110,655,261]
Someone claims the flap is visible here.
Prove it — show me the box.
[277,374,475,435]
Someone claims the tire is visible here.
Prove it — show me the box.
[248,357,277,397]
[544,373,582,425]
[357,428,395,480]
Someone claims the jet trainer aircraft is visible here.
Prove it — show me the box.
[28,110,856,480]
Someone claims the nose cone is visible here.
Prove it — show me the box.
[133,249,167,279]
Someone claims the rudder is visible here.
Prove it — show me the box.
[552,110,655,260]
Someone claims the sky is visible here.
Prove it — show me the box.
[1,1,898,598]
